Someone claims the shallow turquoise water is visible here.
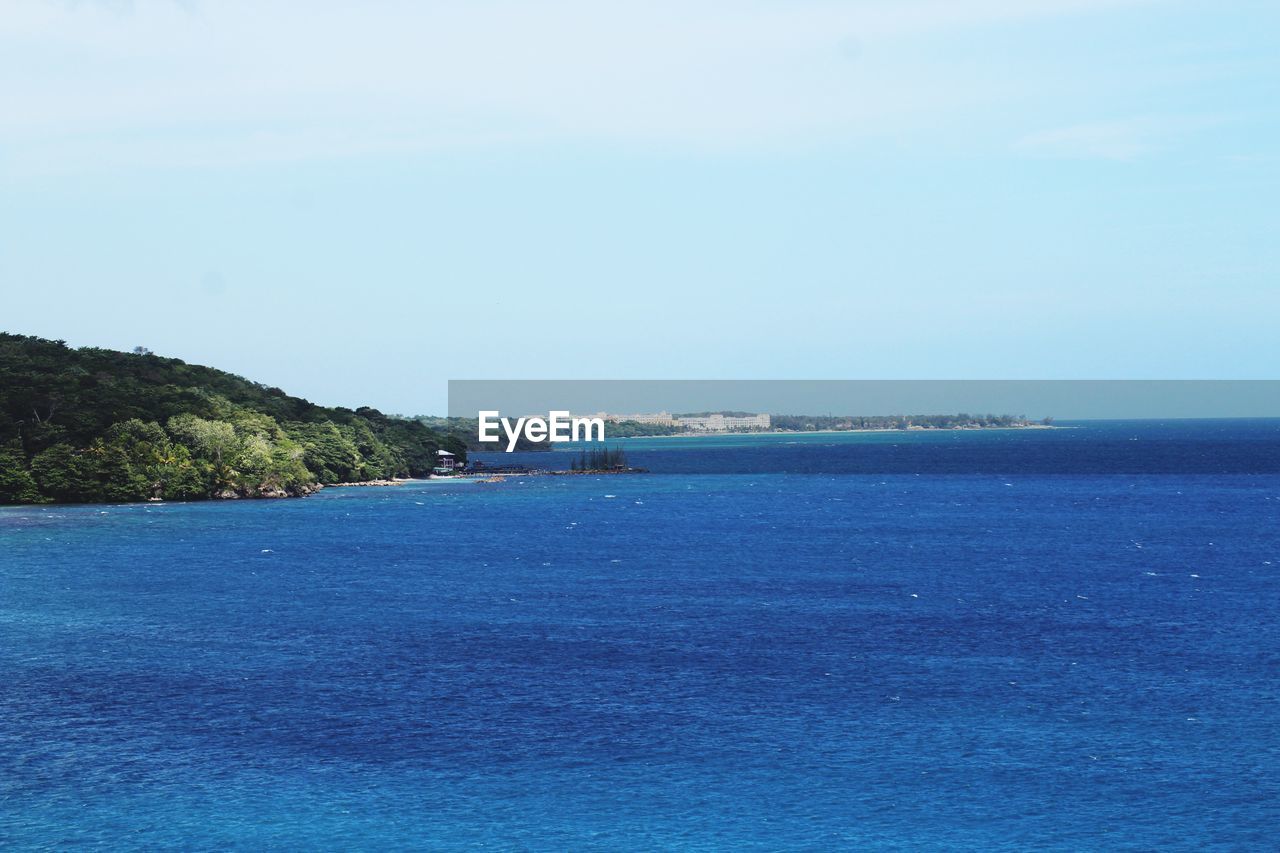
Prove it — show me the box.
[3,422,1279,848]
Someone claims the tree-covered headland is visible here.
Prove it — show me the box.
[0,333,465,505]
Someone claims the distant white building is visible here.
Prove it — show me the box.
[596,411,771,431]
[677,413,771,431]
[433,449,457,474]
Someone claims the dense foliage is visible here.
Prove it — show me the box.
[0,333,465,504]
[605,420,684,437]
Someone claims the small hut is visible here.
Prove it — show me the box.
[433,449,457,475]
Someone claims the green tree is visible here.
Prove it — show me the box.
[0,440,41,503]
[148,441,206,500]
[166,414,236,487]
[31,443,100,502]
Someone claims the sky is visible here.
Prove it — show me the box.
[2,0,1277,414]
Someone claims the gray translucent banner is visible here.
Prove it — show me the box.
[446,380,1280,474]
[449,380,1280,420]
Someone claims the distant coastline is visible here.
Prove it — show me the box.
[435,413,1057,449]
[620,423,1058,439]
[592,411,1054,440]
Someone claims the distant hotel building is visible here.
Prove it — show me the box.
[677,413,771,431]
[596,411,771,432]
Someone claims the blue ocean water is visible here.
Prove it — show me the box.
[3,421,1279,849]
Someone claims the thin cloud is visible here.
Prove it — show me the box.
[1013,115,1224,161]
[0,0,1170,175]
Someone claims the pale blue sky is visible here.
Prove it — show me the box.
[2,0,1277,413]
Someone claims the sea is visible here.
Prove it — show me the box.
[2,420,1278,850]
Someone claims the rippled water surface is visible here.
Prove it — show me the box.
[3,421,1278,849]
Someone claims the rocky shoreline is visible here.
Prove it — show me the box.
[208,478,413,500]
[211,482,324,500]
